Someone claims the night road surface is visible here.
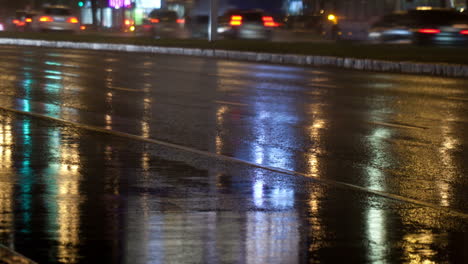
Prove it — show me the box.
[0,45,467,264]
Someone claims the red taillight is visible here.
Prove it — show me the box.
[13,19,26,26]
[460,30,468,35]
[264,21,279,27]
[67,17,79,24]
[80,25,86,30]
[262,16,279,27]
[39,16,54,22]
[25,18,32,23]
[230,15,243,26]
[418,28,441,34]
[150,18,160,23]
[177,18,185,24]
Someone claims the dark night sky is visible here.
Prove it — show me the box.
[229,0,285,15]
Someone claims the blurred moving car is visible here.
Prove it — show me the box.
[368,8,468,45]
[31,5,80,32]
[218,10,279,40]
[283,13,340,39]
[143,10,184,38]
[9,10,36,32]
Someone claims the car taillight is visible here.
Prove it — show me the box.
[418,28,440,34]
[67,17,79,24]
[177,18,185,24]
[150,18,160,23]
[13,19,26,26]
[460,30,468,35]
[25,18,32,23]
[230,15,242,26]
[262,16,278,27]
[39,16,54,22]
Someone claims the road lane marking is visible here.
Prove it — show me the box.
[308,83,338,89]
[108,85,146,92]
[0,244,37,264]
[214,100,247,107]
[446,96,468,101]
[1,106,467,221]
[368,121,428,130]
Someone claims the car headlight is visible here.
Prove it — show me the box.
[368,32,381,38]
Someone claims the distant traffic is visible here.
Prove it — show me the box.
[1,4,467,46]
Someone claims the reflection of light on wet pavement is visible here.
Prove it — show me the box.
[0,116,14,246]
[438,123,458,207]
[251,168,296,252]
[253,180,264,207]
[366,121,392,262]
[308,189,325,253]
[306,104,325,178]
[367,127,391,191]
[246,211,299,264]
[403,231,442,264]
[57,140,82,264]
[141,98,152,139]
[105,114,113,130]
[367,208,387,262]
[215,106,228,155]
[0,117,13,168]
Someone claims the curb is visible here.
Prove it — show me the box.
[1,38,467,78]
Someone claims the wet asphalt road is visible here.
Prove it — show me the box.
[0,45,467,263]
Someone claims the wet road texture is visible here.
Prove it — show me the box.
[0,45,467,264]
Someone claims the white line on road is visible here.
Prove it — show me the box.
[368,121,428,130]
[1,106,467,221]
[108,86,146,92]
[308,83,338,89]
[214,100,248,106]
[446,96,468,101]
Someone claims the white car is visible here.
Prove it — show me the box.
[32,5,80,32]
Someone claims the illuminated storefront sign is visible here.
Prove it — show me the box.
[108,0,131,8]
[108,0,161,9]
[138,0,161,9]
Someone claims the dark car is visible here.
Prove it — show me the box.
[283,14,340,39]
[218,10,279,40]
[411,9,468,45]
[9,10,36,32]
[368,8,468,45]
[143,10,184,38]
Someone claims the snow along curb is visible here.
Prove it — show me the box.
[1,38,467,78]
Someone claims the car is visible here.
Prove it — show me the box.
[143,9,184,38]
[283,13,340,40]
[368,8,468,45]
[411,8,468,45]
[31,5,80,32]
[9,10,36,32]
[217,10,279,40]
